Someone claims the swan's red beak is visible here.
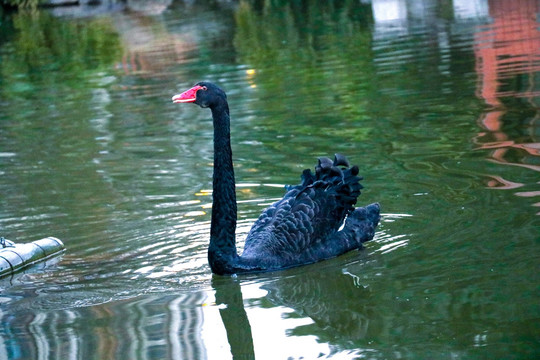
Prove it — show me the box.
[172,85,203,103]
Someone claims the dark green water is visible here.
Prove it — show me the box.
[0,1,539,359]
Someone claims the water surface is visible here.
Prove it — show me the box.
[0,0,539,359]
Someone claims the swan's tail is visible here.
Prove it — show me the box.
[343,202,380,246]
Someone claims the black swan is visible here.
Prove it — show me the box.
[172,82,380,275]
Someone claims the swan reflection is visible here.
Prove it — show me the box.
[212,258,378,359]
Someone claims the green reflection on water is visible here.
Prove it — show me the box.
[234,1,374,129]
[1,10,121,97]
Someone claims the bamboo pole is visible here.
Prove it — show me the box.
[0,237,65,277]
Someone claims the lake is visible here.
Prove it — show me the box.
[0,0,539,359]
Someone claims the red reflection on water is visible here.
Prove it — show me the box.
[474,0,540,107]
[473,0,540,213]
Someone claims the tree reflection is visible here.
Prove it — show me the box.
[0,10,124,243]
[0,10,121,94]
[233,0,375,130]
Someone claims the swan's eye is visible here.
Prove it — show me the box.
[201,86,208,91]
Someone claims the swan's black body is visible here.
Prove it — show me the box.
[173,82,380,275]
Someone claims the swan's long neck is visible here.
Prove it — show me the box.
[208,101,238,273]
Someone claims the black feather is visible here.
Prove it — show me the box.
[333,153,350,168]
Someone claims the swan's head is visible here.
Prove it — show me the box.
[172,82,227,109]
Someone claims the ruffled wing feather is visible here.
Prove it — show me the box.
[242,155,364,265]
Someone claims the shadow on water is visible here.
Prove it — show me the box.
[213,276,256,360]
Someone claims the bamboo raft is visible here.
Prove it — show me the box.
[0,237,65,277]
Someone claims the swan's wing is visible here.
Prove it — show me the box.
[243,155,362,258]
